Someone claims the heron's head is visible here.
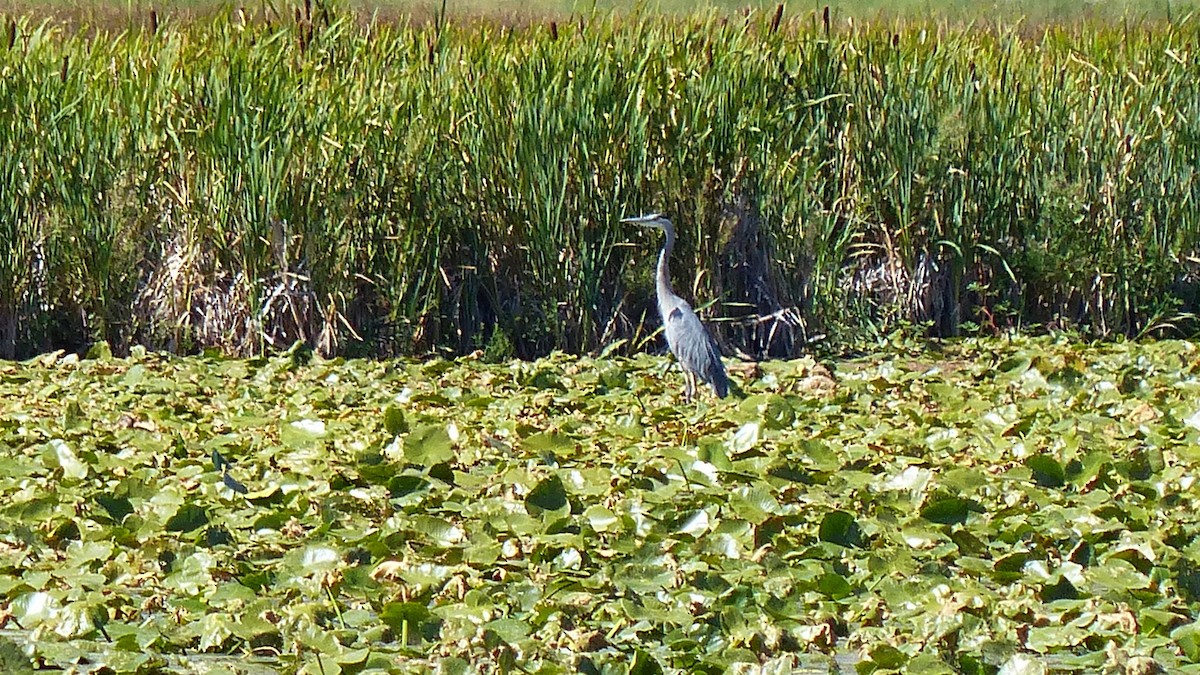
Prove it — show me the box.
[620,213,673,231]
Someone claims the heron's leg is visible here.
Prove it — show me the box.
[683,371,696,402]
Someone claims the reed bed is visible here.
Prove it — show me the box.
[1,6,1198,359]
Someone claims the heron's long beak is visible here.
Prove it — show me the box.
[620,213,664,225]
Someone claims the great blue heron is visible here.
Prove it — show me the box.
[622,213,729,400]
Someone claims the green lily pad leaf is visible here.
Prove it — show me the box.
[629,650,664,675]
[696,436,732,471]
[818,510,860,547]
[1139,608,1183,635]
[381,602,431,634]
[389,474,431,497]
[246,483,283,505]
[1119,446,1164,480]
[122,363,146,387]
[1089,558,1149,592]
[760,396,795,429]
[197,612,234,651]
[997,354,1031,375]
[335,647,371,666]
[867,643,909,669]
[296,624,341,655]
[405,425,455,465]
[209,582,257,607]
[60,401,83,431]
[883,465,933,493]
[920,496,983,525]
[398,563,455,588]
[67,541,113,565]
[1022,624,1089,648]
[429,461,455,483]
[990,550,1035,585]
[727,422,761,455]
[906,654,955,674]
[526,368,565,391]
[611,415,645,439]
[584,505,618,532]
[522,430,574,454]
[281,418,327,450]
[108,645,166,674]
[1172,622,1200,661]
[11,591,60,625]
[799,439,841,472]
[949,529,987,556]
[0,636,32,674]
[1026,455,1065,487]
[817,572,852,599]
[673,509,711,537]
[383,404,408,436]
[596,355,628,385]
[53,600,95,637]
[164,552,217,595]
[165,504,209,533]
[299,657,342,675]
[44,439,87,480]
[297,546,341,573]
[413,516,465,547]
[482,617,530,644]
[526,474,568,515]
[729,485,780,524]
[1040,576,1079,602]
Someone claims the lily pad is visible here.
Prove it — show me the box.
[920,496,984,525]
[405,425,456,465]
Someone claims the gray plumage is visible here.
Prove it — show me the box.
[621,213,729,399]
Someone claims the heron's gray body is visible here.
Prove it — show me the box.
[623,213,729,399]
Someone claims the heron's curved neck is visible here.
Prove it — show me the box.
[656,224,676,302]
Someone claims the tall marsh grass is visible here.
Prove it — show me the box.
[1,7,1198,358]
